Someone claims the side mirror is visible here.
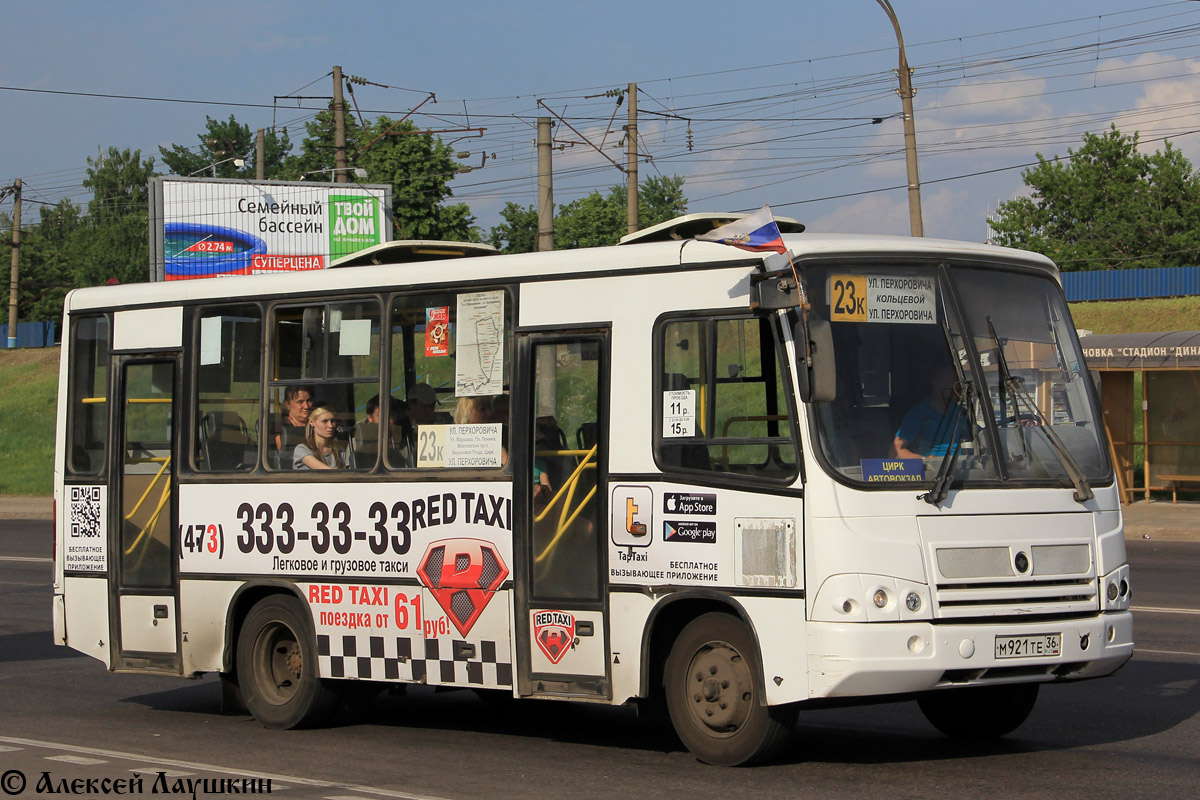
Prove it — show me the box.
[794,318,836,403]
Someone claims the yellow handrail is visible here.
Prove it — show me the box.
[533,445,598,566]
[122,456,172,566]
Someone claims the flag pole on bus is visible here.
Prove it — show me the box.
[696,204,806,306]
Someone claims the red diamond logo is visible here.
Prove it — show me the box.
[532,610,576,665]
[417,538,509,637]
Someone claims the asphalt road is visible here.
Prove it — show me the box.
[0,519,1197,799]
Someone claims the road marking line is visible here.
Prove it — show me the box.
[0,736,453,800]
[1132,606,1200,615]
[1137,647,1200,658]
[46,755,107,765]
[0,556,51,563]
[130,768,194,777]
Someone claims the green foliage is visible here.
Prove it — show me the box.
[488,202,539,253]
[489,174,689,253]
[158,115,292,179]
[83,146,156,220]
[990,126,1200,271]
[0,347,59,495]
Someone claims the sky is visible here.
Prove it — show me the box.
[3,0,1200,245]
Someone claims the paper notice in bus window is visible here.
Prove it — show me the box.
[663,390,696,437]
[338,318,371,356]
[199,315,222,366]
[425,306,450,357]
[455,291,504,396]
[446,423,503,468]
[830,274,936,324]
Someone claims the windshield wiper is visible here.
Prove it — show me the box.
[919,380,971,506]
[987,316,1031,464]
[986,318,1093,503]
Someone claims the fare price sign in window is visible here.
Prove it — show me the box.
[663,390,696,438]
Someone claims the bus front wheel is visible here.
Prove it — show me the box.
[664,612,797,766]
[237,594,341,729]
[918,683,1039,740]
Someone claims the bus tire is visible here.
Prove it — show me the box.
[236,594,341,730]
[664,612,797,766]
[918,683,1039,740]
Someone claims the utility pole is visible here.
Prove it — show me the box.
[333,66,348,183]
[6,178,20,349]
[625,82,638,235]
[256,129,265,181]
[537,117,554,252]
[877,0,923,237]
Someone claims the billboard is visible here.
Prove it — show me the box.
[149,177,392,281]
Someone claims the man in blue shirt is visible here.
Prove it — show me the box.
[892,363,964,459]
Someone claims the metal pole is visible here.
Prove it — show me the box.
[626,83,638,235]
[877,0,923,237]
[537,117,554,252]
[333,66,348,183]
[7,179,20,348]
[256,128,265,181]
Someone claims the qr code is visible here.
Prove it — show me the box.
[70,486,102,539]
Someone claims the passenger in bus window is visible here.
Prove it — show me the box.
[890,363,964,460]
[454,396,492,424]
[274,385,315,450]
[294,404,353,470]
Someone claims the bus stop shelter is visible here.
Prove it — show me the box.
[1081,330,1200,503]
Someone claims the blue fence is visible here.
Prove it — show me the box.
[1063,266,1200,302]
[1,320,57,348]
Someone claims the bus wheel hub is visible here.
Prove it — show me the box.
[688,644,752,733]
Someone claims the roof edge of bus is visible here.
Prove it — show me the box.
[329,239,499,267]
[618,212,805,245]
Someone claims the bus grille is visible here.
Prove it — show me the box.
[932,543,1096,618]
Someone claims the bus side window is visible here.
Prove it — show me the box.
[194,304,261,472]
[656,314,798,481]
[267,300,381,471]
[66,315,111,475]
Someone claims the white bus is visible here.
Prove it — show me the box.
[52,218,1133,766]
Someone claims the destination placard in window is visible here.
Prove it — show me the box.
[831,274,936,324]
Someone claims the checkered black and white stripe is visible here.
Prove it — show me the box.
[316,634,513,688]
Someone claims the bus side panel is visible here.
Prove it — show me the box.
[610,592,654,704]
[63,577,112,666]
[179,579,240,674]
[738,595,810,705]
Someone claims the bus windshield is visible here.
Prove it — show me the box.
[806,263,1110,490]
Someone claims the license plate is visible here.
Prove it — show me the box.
[995,633,1061,659]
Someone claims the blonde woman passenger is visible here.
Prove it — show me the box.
[293,404,353,470]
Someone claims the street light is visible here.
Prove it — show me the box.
[300,166,368,181]
[188,156,246,178]
[877,0,924,237]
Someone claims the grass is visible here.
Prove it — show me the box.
[0,346,59,495]
[1069,295,1200,335]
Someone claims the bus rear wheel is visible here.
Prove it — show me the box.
[918,683,1039,740]
[237,594,341,729]
[664,612,797,766]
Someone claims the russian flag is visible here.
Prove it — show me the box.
[695,205,787,254]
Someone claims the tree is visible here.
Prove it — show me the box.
[989,126,1200,271]
[159,115,292,179]
[353,116,476,241]
[78,146,158,285]
[489,174,689,253]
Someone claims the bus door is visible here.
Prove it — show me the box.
[110,356,180,672]
[514,331,610,698]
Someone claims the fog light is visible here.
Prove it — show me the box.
[1107,625,1115,643]
[841,599,854,614]
[1080,633,1090,650]
[1107,581,1119,602]
[873,589,888,608]
[905,592,922,612]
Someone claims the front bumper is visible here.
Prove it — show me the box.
[807,610,1133,698]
